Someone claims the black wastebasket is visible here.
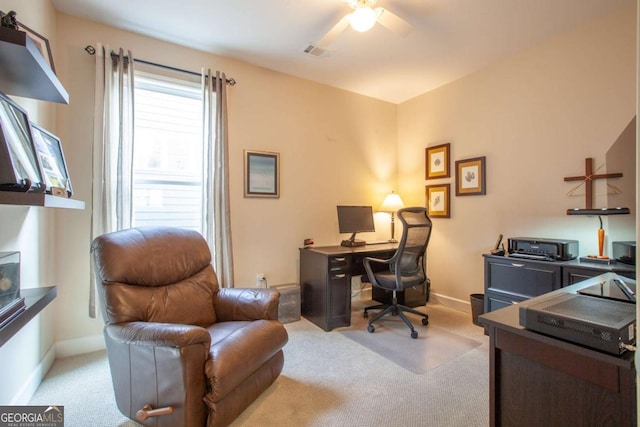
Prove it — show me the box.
[470,293,485,326]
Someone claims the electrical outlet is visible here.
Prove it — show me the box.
[256,273,266,288]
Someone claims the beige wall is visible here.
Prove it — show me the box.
[397,3,637,306]
[0,0,59,405]
[52,14,398,348]
[0,0,636,405]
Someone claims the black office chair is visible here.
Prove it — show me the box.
[363,207,432,339]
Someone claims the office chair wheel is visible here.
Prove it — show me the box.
[367,324,375,333]
[421,318,429,325]
[411,330,418,339]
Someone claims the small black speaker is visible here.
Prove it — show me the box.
[613,241,636,265]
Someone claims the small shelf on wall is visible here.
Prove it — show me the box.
[0,26,68,104]
[0,286,56,348]
[0,191,84,209]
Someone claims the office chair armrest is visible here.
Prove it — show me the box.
[215,288,280,321]
[363,256,394,288]
[105,321,212,348]
[364,256,393,265]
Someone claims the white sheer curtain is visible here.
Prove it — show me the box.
[89,51,235,315]
[89,45,135,317]
[202,70,234,288]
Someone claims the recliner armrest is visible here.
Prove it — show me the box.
[215,288,280,321]
[105,321,212,348]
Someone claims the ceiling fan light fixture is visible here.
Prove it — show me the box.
[349,7,378,32]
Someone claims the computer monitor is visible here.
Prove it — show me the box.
[337,205,375,247]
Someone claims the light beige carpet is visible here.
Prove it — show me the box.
[339,298,483,374]
[29,296,489,426]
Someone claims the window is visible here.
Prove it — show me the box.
[132,69,205,231]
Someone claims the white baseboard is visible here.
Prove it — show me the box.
[11,336,105,405]
[10,345,56,405]
[55,334,105,359]
[430,292,472,313]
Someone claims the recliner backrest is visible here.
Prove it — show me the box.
[91,226,219,326]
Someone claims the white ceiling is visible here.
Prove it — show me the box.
[51,0,632,104]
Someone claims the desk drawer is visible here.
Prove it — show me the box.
[329,256,350,273]
[485,290,527,312]
[486,258,561,298]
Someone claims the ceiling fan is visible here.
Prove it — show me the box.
[315,0,412,48]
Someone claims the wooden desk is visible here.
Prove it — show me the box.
[479,273,636,426]
[299,244,398,331]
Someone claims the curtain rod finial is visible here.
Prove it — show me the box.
[85,45,96,55]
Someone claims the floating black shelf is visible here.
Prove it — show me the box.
[0,286,56,348]
[0,26,68,103]
[0,191,84,209]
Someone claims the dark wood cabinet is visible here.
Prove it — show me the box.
[479,275,636,426]
[484,256,561,313]
[563,263,635,285]
[483,254,636,313]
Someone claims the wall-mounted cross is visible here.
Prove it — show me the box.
[563,158,623,209]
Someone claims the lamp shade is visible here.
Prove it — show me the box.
[380,192,404,212]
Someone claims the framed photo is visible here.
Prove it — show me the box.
[244,150,280,198]
[425,143,450,180]
[425,183,450,218]
[30,123,72,197]
[0,92,45,192]
[455,156,486,196]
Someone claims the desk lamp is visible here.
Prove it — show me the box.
[380,191,404,243]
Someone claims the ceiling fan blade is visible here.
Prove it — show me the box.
[316,15,350,47]
[375,7,412,37]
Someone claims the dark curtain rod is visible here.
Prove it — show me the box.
[84,45,236,86]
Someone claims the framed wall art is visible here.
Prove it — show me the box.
[244,149,280,198]
[425,143,450,180]
[30,123,73,197]
[455,156,486,196]
[0,92,45,192]
[425,183,450,218]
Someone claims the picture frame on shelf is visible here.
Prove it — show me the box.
[425,143,450,180]
[244,149,280,198]
[455,156,486,196]
[30,123,72,197]
[425,183,450,218]
[0,92,45,193]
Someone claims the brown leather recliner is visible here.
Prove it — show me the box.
[90,226,288,427]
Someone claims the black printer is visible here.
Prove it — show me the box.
[508,237,579,261]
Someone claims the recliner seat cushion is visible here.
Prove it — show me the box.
[204,319,288,402]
